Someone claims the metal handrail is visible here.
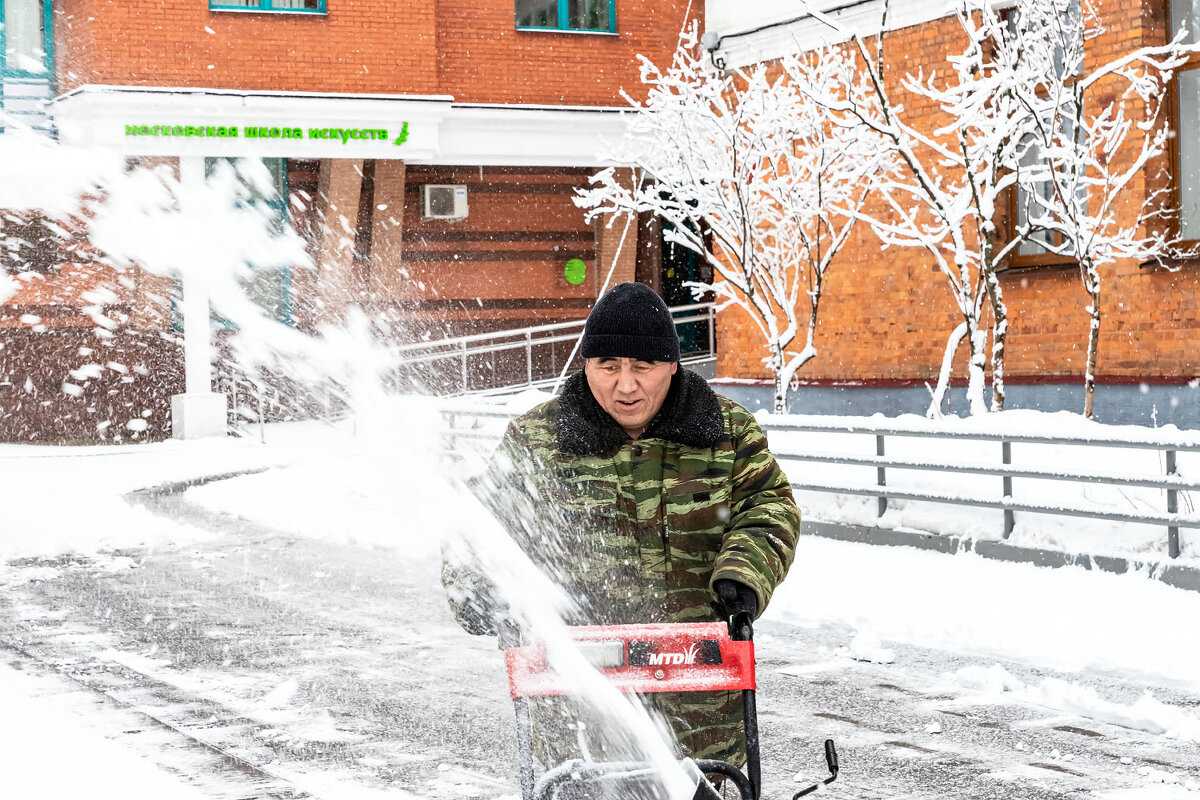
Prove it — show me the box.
[790,481,1200,529]
[396,330,586,366]
[397,302,717,396]
[771,449,1200,492]
[768,417,1197,557]
[392,303,716,355]
[461,352,719,399]
[436,405,1197,559]
[399,314,717,366]
[765,418,1200,452]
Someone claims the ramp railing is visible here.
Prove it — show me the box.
[389,302,715,396]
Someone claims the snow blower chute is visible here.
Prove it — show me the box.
[502,616,839,800]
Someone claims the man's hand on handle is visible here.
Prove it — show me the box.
[713,579,758,628]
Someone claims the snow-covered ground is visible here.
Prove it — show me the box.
[3,405,1200,799]
[0,659,212,800]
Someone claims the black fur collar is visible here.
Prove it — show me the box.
[555,368,726,456]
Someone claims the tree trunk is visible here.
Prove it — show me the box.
[966,325,989,416]
[772,344,788,414]
[1084,286,1100,419]
[983,268,1008,412]
[927,321,967,418]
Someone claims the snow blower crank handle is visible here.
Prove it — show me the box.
[792,738,839,798]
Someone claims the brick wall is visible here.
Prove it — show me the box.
[54,0,697,106]
[56,0,441,95]
[392,165,599,336]
[0,327,182,441]
[717,0,1200,387]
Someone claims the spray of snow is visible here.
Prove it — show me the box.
[0,134,699,799]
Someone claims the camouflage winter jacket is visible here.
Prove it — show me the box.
[444,368,800,762]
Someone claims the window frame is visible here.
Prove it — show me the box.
[0,0,56,80]
[209,0,327,15]
[1005,127,1083,271]
[515,0,618,35]
[1167,0,1200,250]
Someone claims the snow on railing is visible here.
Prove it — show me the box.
[438,406,1200,559]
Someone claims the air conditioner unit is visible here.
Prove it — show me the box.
[421,184,469,220]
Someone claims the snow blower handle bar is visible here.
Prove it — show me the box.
[727,617,840,800]
[727,607,754,644]
[505,622,756,698]
[503,619,838,800]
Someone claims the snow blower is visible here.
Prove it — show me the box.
[501,615,839,800]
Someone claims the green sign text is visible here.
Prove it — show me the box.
[124,121,410,147]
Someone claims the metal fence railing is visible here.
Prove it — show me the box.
[438,406,1200,559]
[390,302,716,396]
[763,418,1200,559]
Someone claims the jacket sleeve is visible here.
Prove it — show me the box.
[709,407,800,615]
[441,421,537,635]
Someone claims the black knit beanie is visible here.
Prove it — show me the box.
[580,282,680,363]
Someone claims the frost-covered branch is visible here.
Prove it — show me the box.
[576,24,888,413]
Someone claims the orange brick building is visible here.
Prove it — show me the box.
[2,0,1197,440]
[0,0,699,440]
[704,0,1199,426]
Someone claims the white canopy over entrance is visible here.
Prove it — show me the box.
[47,85,629,438]
[51,85,628,166]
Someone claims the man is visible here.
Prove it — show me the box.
[444,281,800,767]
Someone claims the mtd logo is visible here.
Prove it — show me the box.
[647,643,701,666]
[629,639,722,667]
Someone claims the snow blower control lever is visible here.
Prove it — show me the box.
[503,618,840,800]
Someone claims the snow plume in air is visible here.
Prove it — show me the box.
[82,152,694,797]
[0,129,123,304]
[0,129,698,798]
[442,455,698,800]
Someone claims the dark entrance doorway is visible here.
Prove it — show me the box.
[659,219,711,356]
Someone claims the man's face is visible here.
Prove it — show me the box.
[584,357,678,439]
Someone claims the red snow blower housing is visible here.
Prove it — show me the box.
[502,617,839,800]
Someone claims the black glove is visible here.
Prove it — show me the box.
[449,575,512,637]
[713,579,758,626]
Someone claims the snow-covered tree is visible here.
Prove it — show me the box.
[803,0,1198,417]
[1006,0,1199,418]
[575,25,888,413]
[799,0,1060,415]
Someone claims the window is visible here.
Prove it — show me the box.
[515,0,615,33]
[1,0,52,76]
[1171,0,1200,241]
[1001,0,1083,267]
[1014,138,1061,260]
[172,159,293,329]
[1011,114,1084,266]
[215,158,293,326]
[210,0,325,13]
